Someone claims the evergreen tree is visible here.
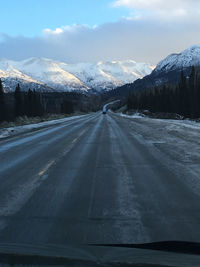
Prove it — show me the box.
[27,89,33,116]
[189,67,198,117]
[24,89,44,117]
[14,83,23,117]
[33,90,44,116]
[0,78,5,122]
[126,68,200,119]
[61,99,74,114]
[179,70,188,116]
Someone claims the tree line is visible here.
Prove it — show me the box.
[0,79,74,122]
[127,67,200,118]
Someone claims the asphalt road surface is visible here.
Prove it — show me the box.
[0,111,200,245]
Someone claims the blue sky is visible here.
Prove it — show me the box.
[0,0,129,37]
[0,0,200,64]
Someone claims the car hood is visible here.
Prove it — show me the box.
[0,242,200,266]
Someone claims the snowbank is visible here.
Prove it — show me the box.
[120,112,146,119]
[0,115,85,140]
[120,112,200,129]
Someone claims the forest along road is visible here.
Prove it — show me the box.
[0,111,200,245]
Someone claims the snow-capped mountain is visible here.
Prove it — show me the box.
[117,44,200,96]
[155,44,200,73]
[0,57,154,93]
[61,60,153,90]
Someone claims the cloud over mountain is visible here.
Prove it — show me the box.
[1,1,200,64]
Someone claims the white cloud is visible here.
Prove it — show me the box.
[112,0,200,21]
[1,1,200,65]
[43,24,98,36]
[43,28,64,35]
[112,0,198,9]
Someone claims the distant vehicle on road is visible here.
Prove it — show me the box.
[102,111,106,114]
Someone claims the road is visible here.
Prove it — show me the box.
[0,111,200,245]
[102,100,120,112]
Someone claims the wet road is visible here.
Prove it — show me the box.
[0,111,200,245]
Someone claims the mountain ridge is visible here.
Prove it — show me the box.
[114,44,200,98]
[155,44,200,73]
[0,57,154,93]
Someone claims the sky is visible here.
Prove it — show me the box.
[0,0,200,64]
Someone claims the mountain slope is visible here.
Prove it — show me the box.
[155,45,200,73]
[61,60,153,90]
[0,58,154,93]
[13,58,88,92]
[0,59,55,92]
[115,44,200,97]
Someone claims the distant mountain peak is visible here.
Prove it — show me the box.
[155,44,200,73]
[0,58,153,93]
[116,44,200,98]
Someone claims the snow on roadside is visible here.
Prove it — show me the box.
[119,111,200,164]
[0,114,86,140]
[119,111,200,196]
[120,112,146,119]
[119,112,200,129]
[157,118,200,130]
